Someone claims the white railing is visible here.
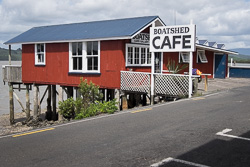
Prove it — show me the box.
[121,71,189,96]
[2,65,22,83]
[154,73,189,96]
[120,71,151,93]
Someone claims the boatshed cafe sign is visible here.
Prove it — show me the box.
[150,25,196,52]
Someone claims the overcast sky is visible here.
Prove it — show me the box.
[0,0,250,49]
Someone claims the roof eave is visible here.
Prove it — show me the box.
[196,44,238,55]
[4,36,132,45]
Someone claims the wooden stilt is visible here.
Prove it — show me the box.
[104,89,107,101]
[46,85,52,120]
[58,86,64,121]
[9,83,14,125]
[26,85,30,121]
[8,45,11,65]
[114,89,120,111]
[52,85,57,121]
[38,87,41,116]
[122,94,128,110]
[33,85,38,120]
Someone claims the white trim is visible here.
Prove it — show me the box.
[197,50,208,63]
[131,18,165,39]
[7,36,131,45]
[179,52,190,63]
[69,41,100,73]
[35,43,46,65]
[125,43,152,67]
[196,44,238,55]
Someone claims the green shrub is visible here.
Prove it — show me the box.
[58,97,75,119]
[58,78,118,120]
[97,99,118,114]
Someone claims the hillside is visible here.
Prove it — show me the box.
[229,48,250,63]
[0,47,22,61]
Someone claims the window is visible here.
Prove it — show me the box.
[179,52,190,63]
[69,41,100,73]
[197,50,208,63]
[72,42,83,70]
[87,41,99,71]
[126,44,151,66]
[35,43,46,65]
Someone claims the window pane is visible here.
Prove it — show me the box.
[87,57,92,70]
[134,47,140,64]
[141,48,146,64]
[73,57,77,70]
[37,44,41,53]
[41,44,44,52]
[72,42,77,55]
[147,48,151,64]
[78,57,82,70]
[93,42,98,55]
[78,42,82,55]
[87,42,92,55]
[128,47,133,64]
[94,57,98,70]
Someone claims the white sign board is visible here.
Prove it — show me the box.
[150,25,196,52]
[131,33,149,44]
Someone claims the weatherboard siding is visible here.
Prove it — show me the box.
[22,40,127,88]
[162,50,215,78]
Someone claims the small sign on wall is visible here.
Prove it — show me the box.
[131,33,150,44]
[150,25,196,52]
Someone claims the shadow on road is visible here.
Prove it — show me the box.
[162,131,250,167]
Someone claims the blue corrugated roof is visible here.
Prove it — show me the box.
[5,16,160,44]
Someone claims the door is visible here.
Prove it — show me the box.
[214,54,226,78]
[154,52,162,73]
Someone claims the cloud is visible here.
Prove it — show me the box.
[1,0,250,49]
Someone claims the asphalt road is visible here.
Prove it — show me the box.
[1,86,250,167]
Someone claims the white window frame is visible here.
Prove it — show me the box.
[69,41,100,73]
[197,50,208,63]
[86,41,100,73]
[126,44,151,67]
[179,52,190,63]
[35,43,46,65]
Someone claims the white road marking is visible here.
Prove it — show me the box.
[216,128,250,141]
[151,157,210,167]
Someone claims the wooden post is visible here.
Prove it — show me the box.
[122,95,128,110]
[8,45,11,65]
[46,85,52,120]
[52,85,57,121]
[104,89,107,101]
[204,76,208,91]
[38,87,41,116]
[9,83,14,124]
[33,85,39,120]
[26,85,30,121]
[58,86,64,121]
[114,89,120,111]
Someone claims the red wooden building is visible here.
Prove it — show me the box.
[4,16,237,113]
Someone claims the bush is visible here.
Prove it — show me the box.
[97,99,118,114]
[58,97,75,119]
[58,78,118,120]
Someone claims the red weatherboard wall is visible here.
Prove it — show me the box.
[22,40,127,88]
[163,50,215,78]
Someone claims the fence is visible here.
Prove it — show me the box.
[2,65,22,83]
[120,71,151,93]
[120,71,189,96]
